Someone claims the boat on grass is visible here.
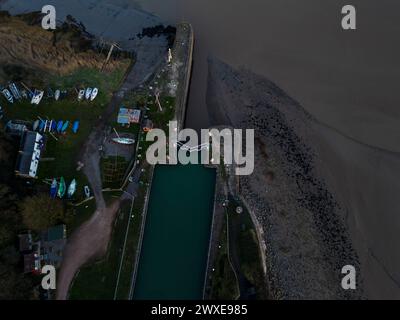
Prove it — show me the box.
[112,137,135,145]
[31,90,44,105]
[33,120,40,131]
[61,121,69,133]
[9,83,21,100]
[85,88,92,100]
[72,121,80,133]
[90,88,98,101]
[58,177,66,198]
[2,88,14,103]
[39,120,46,132]
[67,179,77,198]
[57,121,63,133]
[54,90,60,101]
[78,89,85,101]
[50,179,58,198]
[84,186,91,198]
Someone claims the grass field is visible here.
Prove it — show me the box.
[209,212,240,300]
[114,165,150,299]
[227,199,268,299]
[1,65,129,200]
[68,191,130,300]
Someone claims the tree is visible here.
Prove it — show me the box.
[0,184,21,248]
[0,121,13,163]
[0,248,33,300]
[21,193,71,232]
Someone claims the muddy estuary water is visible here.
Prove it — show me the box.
[133,164,216,299]
[136,0,400,152]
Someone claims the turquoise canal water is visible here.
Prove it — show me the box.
[133,164,216,300]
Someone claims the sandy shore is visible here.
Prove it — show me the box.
[206,56,400,299]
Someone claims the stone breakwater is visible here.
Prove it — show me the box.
[206,56,364,299]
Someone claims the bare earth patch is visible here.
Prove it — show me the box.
[56,200,121,300]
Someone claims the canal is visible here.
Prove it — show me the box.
[133,164,216,299]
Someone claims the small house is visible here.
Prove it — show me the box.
[117,107,141,125]
[41,225,67,268]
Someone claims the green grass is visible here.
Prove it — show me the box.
[114,165,150,299]
[2,66,129,202]
[227,200,268,299]
[68,199,130,300]
[101,156,129,189]
[209,212,240,300]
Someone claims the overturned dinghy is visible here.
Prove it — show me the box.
[2,88,14,103]
[54,90,61,101]
[85,88,92,100]
[67,179,77,198]
[32,120,40,131]
[56,120,63,133]
[61,121,69,133]
[112,137,135,145]
[31,90,44,105]
[90,88,98,101]
[58,177,66,198]
[50,178,58,199]
[78,89,85,101]
[38,120,46,132]
[9,83,21,100]
[72,121,80,133]
[84,185,91,199]
[51,120,57,132]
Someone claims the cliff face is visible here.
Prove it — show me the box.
[0,12,126,81]
[206,56,400,299]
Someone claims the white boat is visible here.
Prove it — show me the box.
[85,88,92,100]
[48,120,54,132]
[112,137,135,145]
[84,186,91,198]
[67,179,77,198]
[90,88,98,101]
[43,120,49,132]
[2,89,14,103]
[78,89,85,101]
[32,120,40,131]
[54,90,60,101]
[31,90,44,105]
[9,83,21,100]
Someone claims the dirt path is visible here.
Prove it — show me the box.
[56,200,121,300]
[55,34,169,300]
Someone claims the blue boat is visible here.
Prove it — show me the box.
[57,121,63,133]
[61,121,69,133]
[9,83,21,100]
[38,120,46,132]
[72,121,80,133]
[51,120,57,132]
[50,179,58,199]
